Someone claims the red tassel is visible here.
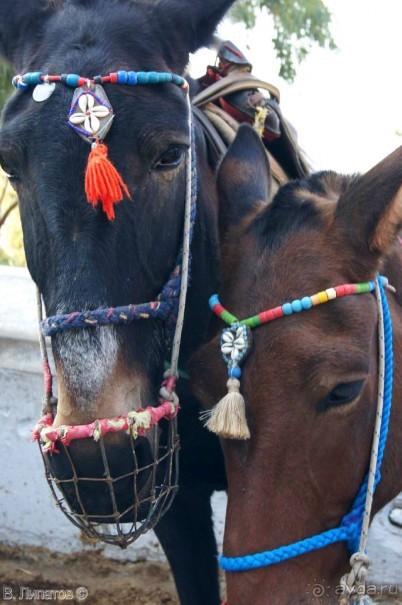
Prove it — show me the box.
[85,141,131,220]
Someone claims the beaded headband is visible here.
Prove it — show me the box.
[12,70,189,220]
[204,276,391,440]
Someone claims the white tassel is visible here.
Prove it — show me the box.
[204,378,250,440]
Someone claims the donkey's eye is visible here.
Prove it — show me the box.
[154,145,185,171]
[5,172,20,188]
[318,380,365,412]
[0,157,20,187]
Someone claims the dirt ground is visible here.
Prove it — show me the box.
[1,543,401,604]
[0,544,179,605]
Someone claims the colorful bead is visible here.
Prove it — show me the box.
[272,306,285,319]
[259,310,273,323]
[317,291,328,303]
[173,75,183,86]
[110,72,118,84]
[335,285,347,297]
[229,366,242,379]
[66,74,80,87]
[137,72,149,84]
[117,70,128,84]
[291,300,303,313]
[310,294,321,306]
[24,71,44,85]
[12,75,29,90]
[148,72,159,84]
[221,310,238,325]
[246,316,261,328]
[127,72,137,85]
[209,296,238,325]
[326,288,337,300]
[301,297,312,310]
[282,303,293,316]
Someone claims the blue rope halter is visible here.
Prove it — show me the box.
[220,275,394,572]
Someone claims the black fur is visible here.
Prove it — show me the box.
[0,1,236,603]
[217,124,271,236]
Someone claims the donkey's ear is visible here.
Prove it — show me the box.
[185,0,236,52]
[158,0,236,57]
[335,146,402,266]
[217,124,271,236]
[0,0,55,69]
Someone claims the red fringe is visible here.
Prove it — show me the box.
[85,142,130,220]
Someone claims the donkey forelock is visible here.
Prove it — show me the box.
[251,171,357,251]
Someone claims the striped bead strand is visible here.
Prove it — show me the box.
[243,281,378,327]
[209,278,389,329]
[12,71,189,91]
[209,294,239,325]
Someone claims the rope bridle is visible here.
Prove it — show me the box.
[211,276,394,604]
[13,69,197,546]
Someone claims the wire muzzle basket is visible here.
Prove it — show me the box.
[33,405,179,549]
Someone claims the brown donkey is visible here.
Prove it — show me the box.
[191,125,402,604]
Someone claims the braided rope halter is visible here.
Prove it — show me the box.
[14,70,197,547]
[210,276,394,604]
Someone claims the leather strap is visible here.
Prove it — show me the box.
[193,73,309,179]
[192,106,227,167]
[196,102,288,193]
[192,73,280,107]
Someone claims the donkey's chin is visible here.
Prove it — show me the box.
[44,432,158,523]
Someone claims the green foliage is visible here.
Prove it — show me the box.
[0,174,25,267]
[0,64,24,265]
[0,61,13,109]
[231,0,336,82]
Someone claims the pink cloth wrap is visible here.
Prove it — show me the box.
[32,401,178,453]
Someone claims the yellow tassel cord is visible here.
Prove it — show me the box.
[204,378,250,440]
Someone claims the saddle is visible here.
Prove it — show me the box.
[193,40,310,192]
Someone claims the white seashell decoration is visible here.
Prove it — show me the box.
[221,325,249,361]
[69,92,111,134]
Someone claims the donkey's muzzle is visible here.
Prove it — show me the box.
[45,433,153,521]
[39,421,179,547]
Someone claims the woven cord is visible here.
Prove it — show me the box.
[339,276,393,604]
[220,526,353,572]
[36,289,57,415]
[168,95,196,378]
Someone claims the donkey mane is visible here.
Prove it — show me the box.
[251,170,358,251]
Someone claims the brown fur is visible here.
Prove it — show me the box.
[191,127,402,604]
